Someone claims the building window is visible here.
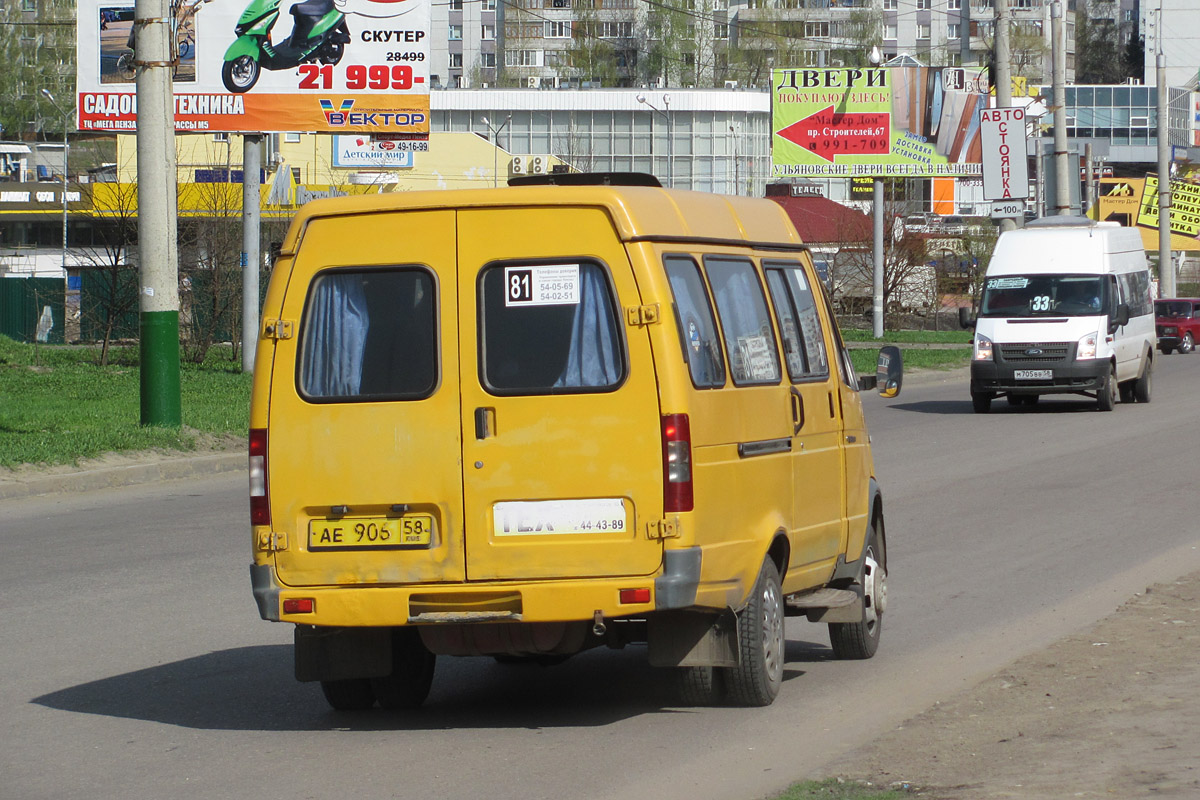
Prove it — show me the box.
[948,23,961,38]
[714,23,729,39]
[449,24,462,40]
[545,20,571,37]
[884,23,897,40]
[803,49,821,66]
[916,0,930,8]
[450,53,463,68]
[214,132,230,142]
[284,132,301,143]
[22,0,35,10]
[291,167,301,184]
[482,24,495,40]
[917,22,931,39]
[450,0,463,7]
[505,50,542,67]
[948,0,960,7]
[805,21,829,37]
[481,52,496,67]
[883,0,897,8]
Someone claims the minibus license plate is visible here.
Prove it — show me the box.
[1014,369,1052,380]
[309,516,433,550]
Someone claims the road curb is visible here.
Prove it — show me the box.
[0,451,246,501]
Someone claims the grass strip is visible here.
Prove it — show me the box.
[773,778,915,799]
[0,336,250,469]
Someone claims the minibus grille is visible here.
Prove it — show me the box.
[999,342,1071,363]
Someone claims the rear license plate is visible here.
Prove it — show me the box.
[1014,369,1052,380]
[309,515,433,550]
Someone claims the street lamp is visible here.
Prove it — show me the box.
[868,47,885,338]
[480,114,512,188]
[40,88,69,276]
[636,93,673,187]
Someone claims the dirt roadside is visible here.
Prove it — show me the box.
[823,568,1200,799]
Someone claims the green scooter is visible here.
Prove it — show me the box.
[222,0,350,93]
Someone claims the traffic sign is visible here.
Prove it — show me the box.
[991,200,1024,218]
[979,107,1030,200]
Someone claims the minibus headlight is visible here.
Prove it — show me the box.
[1077,332,1099,360]
[973,333,993,361]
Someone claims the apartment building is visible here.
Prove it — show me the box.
[427,0,1076,90]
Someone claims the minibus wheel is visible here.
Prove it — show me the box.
[972,392,993,413]
[371,628,436,710]
[1097,365,1117,411]
[724,557,784,706]
[830,519,886,660]
[675,665,725,706]
[320,678,376,711]
[1134,358,1153,403]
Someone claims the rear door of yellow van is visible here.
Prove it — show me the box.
[456,206,664,581]
[267,210,468,588]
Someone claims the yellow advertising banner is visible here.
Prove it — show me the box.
[1136,175,1200,237]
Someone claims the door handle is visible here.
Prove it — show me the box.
[790,387,804,435]
[474,407,494,440]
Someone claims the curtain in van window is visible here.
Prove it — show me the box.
[301,272,369,397]
[554,265,621,389]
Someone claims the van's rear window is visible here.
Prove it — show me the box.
[297,268,437,402]
[479,261,625,394]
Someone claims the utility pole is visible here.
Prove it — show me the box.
[869,45,884,339]
[135,0,181,426]
[995,0,1016,232]
[1051,1,1070,215]
[242,135,262,373]
[1156,45,1174,297]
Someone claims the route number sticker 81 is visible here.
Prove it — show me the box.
[504,264,581,307]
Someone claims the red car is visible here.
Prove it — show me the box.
[1155,298,1200,354]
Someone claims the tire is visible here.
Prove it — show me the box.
[320,39,345,66]
[1134,357,1152,403]
[320,678,375,711]
[1181,332,1194,354]
[1159,345,1172,356]
[1119,381,1135,404]
[1005,394,1022,407]
[675,666,725,706]
[221,55,260,93]
[1097,364,1117,412]
[1024,394,1040,406]
[830,517,886,660]
[371,628,436,711]
[723,557,785,707]
[116,51,135,81]
[972,392,992,414]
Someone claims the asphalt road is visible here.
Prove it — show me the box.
[4,357,1200,800]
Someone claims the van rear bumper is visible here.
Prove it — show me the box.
[971,358,1108,394]
[252,553,702,627]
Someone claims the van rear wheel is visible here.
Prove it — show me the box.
[723,557,784,707]
[972,392,993,413]
[1134,358,1152,403]
[320,678,376,711]
[675,665,725,706]
[371,628,436,710]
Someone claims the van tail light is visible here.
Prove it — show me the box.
[249,428,270,526]
[661,414,693,513]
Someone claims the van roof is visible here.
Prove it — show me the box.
[280,185,808,256]
[989,220,1145,276]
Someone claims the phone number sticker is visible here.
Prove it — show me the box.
[504,264,581,307]
[493,499,628,536]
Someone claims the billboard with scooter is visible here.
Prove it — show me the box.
[76,0,431,135]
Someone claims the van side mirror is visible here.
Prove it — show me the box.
[1109,303,1130,332]
[958,306,977,330]
[875,345,903,398]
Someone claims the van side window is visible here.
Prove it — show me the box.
[664,255,725,388]
[479,260,625,394]
[764,261,829,381]
[298,268,437,401]
[704,256,782,386]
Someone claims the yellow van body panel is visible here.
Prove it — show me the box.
[254,183,875,630]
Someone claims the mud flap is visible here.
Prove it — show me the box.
[294,625,392,683]
[647,609,738,668]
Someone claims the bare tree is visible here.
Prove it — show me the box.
[75,181,141,365]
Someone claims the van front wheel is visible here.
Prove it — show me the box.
[830,519,886,660]
[723,557,784,707]
[972,392,993,413]
[1097,365,1117,411]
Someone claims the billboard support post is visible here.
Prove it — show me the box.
[873,178,885,339]
[135,0,181,427]
[1157,48,1174,297]
[242,134,262,374]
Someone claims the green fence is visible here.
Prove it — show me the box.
[0,277,66,344]
[80,269,140,342]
